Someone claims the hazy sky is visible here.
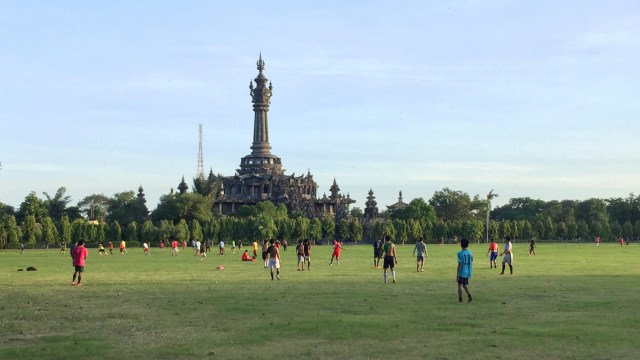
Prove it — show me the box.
[1,1,639,212]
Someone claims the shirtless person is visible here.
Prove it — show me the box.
[262,240,270,268]
[303,239,312,271]
[382,235,397,283]
[267,239,281,280]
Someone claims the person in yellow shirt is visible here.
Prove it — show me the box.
[252,240,259,258]
[119,240,127,255]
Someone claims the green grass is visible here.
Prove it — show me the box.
[1,243,639,360]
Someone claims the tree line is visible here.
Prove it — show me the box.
[1,186,639,248]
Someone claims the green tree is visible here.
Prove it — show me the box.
[350,218,363,243]
[141,220,156,244]
[71,219,87,243]
[125,221,138,242]
[176,219,190,242]
[577,220,590,241]
[5,215,20,245]
[321,216,335,242]
[190,219,203,242]
[151,192,213,224]
[337,219,350,241]
[60,214,71,245]
[566,220,578,240]
[78,194,110,221]
[43,187,72,224]
[22,215,38,246]
[108,220,122,243]
[41,216,59,248]
[432,220,447,241]
[498,220,511,239]
[308,218,322,243]
[428,188,472,221]
[521,220,534,240]
[349,207,364,219]
[16,191,47,224]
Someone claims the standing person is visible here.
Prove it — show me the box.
[296,240,305,271]
[329,240,344,266]
[456,238,473,302]
[500,236,514,275]
[182,240,187,251]
[413,238,428,272]
[19,243,25,255]
[261,240,269,268]
[282,239,288,252]
[595,236,600,246]
[303,239,312,271]
[194,240,201,257]
[231,240,236,254]
[71,239,88,286]
[529,239,536,256]
[119,240,126,255]
[143,242,150,255]
[159,241,164,251]
[171,238,179,256]
[199,240,207,261]
[252,240,259,258]
[60,242,66,254]
[98,242,108,256]
[267,239,281,280]
[373,239,382,268]
[108,241,114,255]
[382,235,397,283]
[219,240,226,255]
[486,239,499,268]
[619,237,625,247]
[237,240,242,251]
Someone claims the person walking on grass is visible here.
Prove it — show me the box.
[262,240,269,268]
[171,239,179,256]
[199,240,207,261]
[373,239,382,268]
[296,240,305,271]
[303,239,312,271]
[529,239,536,256]
[486,239,499,268]
[413,238,428,272]
[500,236,513,275]
[72,239,88,286]
[267,239,281,280]
[382,235,397,283]
[108,241,114,255]
[456,238,473,302]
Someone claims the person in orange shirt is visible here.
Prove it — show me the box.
[171,239,179,256]
[329,240,344,266]
[486,239,499,268]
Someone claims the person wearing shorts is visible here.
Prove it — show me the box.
[382,235,397,283]
[296,240,305,271]
[171,239,179,256]
[486,239,499,268]
[267,239,281,280]
[261,240,269,268]
[72,239,88,286]
[456,238,473,302]
[98,242,107,256]
[500,236,513,275]
[413,238,428,272]
[329,240,343,266]
[303,239,312,270]
[373,239,382,268]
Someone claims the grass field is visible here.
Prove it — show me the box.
[1,242,639,360]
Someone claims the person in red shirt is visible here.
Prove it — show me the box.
[72,239,88,286]
[171,239,179,256]
[241,250,256,262]
[329,240,344,266]
[108,241,114,255]
[486,240,499,268]
[159,241,165,251]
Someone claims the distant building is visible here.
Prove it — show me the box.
[386,191,408,211]
[213,55,354,219]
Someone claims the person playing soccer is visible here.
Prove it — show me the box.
[72,239,88,286]
[500,236,514,275]
[159,241,164,251]
[413,238,428,272]
[143,242,150,255]
[171,238,179,256]
[382,235,397,283]
[267,239,281,280]
[60,242,66,254]
[456,238,473,302]
[119,240,126,255]
[231,240,236,254]
[261,240,269,268]
[486,239,499,268]
[108,241,114,255]
[98,242,107,256]
[199,240,207,261]
[329,240,344,266]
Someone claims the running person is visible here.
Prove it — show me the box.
[329,240,344,266]
[413,238,427,272]
[98,242,107,256]
[108,241,114,255]
[529,239,536,255]
[267,239,281,280]
[456,238,473,302]
[171,239,179,256]
[382,235,397,283]
[486,239,499,268]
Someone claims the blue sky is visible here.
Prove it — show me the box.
[1,1,639,211]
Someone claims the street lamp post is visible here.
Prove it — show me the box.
[486,189,498,243]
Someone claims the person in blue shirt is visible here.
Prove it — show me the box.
[456,238,473,303]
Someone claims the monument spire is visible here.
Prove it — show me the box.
[238,55,283,176]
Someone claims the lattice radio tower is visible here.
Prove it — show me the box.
[197,124,204,179]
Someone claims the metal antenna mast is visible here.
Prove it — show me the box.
[197,124,204,179]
